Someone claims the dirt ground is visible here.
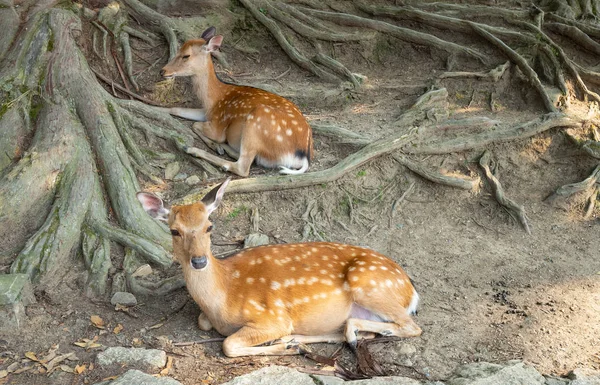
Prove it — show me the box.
[1,1,600,384]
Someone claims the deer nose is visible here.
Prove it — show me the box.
[159,69,166,77]
[191,256,208,270]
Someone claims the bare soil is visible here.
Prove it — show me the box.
[1,2,600,384]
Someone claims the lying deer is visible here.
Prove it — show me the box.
[159,27,314,177]
[137,179,421,357]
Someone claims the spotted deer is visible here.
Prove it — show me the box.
[136,179,421,357]
[160,27,314,177]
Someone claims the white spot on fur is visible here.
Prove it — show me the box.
[286,129,293,136]
[271,281,281,290]
[232,270,240,278]
[246,277,254,284]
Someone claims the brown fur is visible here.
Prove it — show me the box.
[162,39,314,176]
[168,201,422,357]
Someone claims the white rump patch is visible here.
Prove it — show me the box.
[406,290,419,315]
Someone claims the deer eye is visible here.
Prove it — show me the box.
[170,229,181,236]
[206,225,213,233]
[182,55,190,61]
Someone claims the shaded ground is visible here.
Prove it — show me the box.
[1,0,600,384]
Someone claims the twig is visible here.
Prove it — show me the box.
[389,182,415,227]
[172,338,225,347]
[479,151,531,234]
[92,69,165,106]
[546,163,600,203]
[112,51,132,95]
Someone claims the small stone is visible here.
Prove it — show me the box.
[397,342,417,356]
[185,175,201,185]
[164,162,180,180]
[244,233,269,248]
[97,347,166,369]
[131,264,152,278]
[110,292,137,307]
[173,173,188,181]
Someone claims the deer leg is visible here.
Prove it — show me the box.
[198,312,213,331]
[344,316,422,351]
[185,146,254,177]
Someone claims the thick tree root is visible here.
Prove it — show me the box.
[407,113,580,155]
[479,151,531,234]
[300,6,487,64]
[121,0,178,60]
[179,88,449,203]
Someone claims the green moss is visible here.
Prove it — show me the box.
[227,205,248,220]
[357,170,367,177]
[29,96,43,122]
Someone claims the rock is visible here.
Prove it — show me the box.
[173,173,188,181]
[110,272,127,295]
[164,162,180,180]
[568,368,600,385]
[448,360,545,385]
[0,274,35,329]
[314,375,421,385]
[185,175,201,185]
[110,292,137,306]
[244,233,269,248]
[97,347,167,369]
[221,366,314,385]
[131,264,152,278]
[93,369,182,385]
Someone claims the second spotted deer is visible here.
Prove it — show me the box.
[137,179,422,357]
[160,27,314,177]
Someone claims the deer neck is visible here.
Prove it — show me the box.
[191,56,230,114]
[182,255,228,316]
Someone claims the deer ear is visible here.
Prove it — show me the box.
[201,26,216,41]
[137,192,170,222]
[205,35,223,52]
[201,178,231,215]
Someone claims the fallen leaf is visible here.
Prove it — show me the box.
[113,324,123,334]
[0,370,7,379]
[6,362,19,372]
[131,338,143,347]
[101,376,118,381]
[59,365,74,374]
[74,364,86,374]
[44,353,75,372]
[24,352,38,362]
[73,338,103,350]
[90,315,105,329]
[38,367,46,374]
[13,365,35,374]
[148,323,163,330]
[159,356,173,376]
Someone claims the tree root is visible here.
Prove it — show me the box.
[300,6,487,64]
[89,217,171,268]
[545,22,600,55]
[439,61,510,81]
[393,154,479,191]
[407,113,580,155]
[479,151,531,234]
[121,0,178,60]
[469,23,556,113]
[82,225,112,297]
[311,123,370,145]
[119,31,139,91]
[546,163,600,204]
[178,87,448,203]
[239,0,340,83]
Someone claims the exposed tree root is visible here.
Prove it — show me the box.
[479,151,531,234]
[179,88,449,202]
[546,163,600,204]
[299,6,487,64]
[393,155,479,191]
[121,0,178,60]
[439,62,510,81]
[407,113,580,155]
